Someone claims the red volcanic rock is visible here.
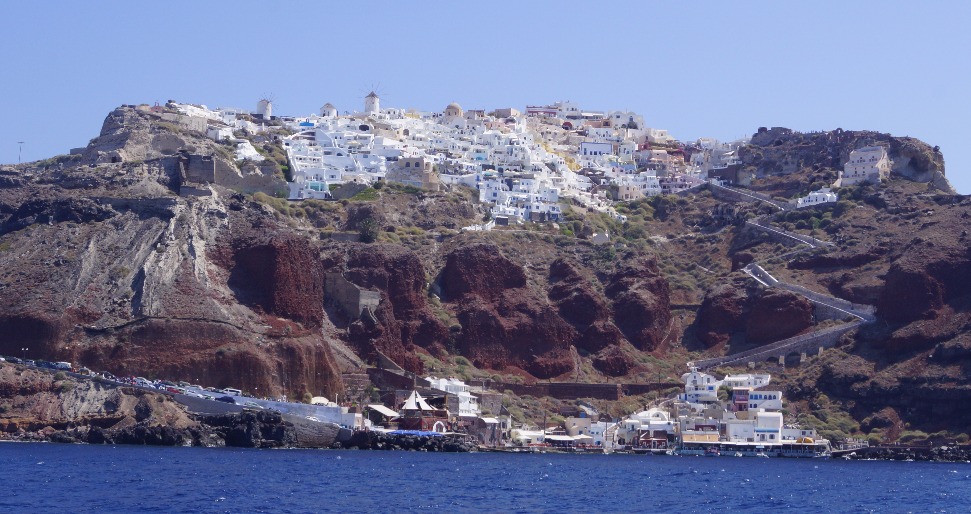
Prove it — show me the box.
[788,245,887,270]
[877,238,971,323]
[228,235,325,328]
[326,244,448,374]
[70,319,344,399]
[605,257,672,352]
[695,284,747,347]
[441,244,575,379]
[745,289,813,344]
[0,314,65,357]
[548,258,624,353]
[441,243,527,302]
[455,293,576,379]
[592,346,638,376]
[879,266,942,322]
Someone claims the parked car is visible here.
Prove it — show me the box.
[216,396,236,404]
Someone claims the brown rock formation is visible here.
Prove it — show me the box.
[547,258,624,353]
[745,289,813,344]
[605,256,672,351]
[591,346,638,376]
[695,283,813,346]
[225,235,325,328]
[695,284,746,347]
[441,244,576,378]
[325,244,449,373]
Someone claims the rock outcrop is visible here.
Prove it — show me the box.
[441,244,577,378]
[324,244,449,373]
[695,282,813,347]
[547,258,624,354]
[742,127,950,196]
[605,256,672,352]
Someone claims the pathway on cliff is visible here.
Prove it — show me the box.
[693,184,875,370]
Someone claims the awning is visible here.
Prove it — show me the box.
[545,435,575,442]
[401,390,435,411]
[573,435,594,441]
[481,417,499,424]
[367,404,399,418]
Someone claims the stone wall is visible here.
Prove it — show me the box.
[325,273,381,319]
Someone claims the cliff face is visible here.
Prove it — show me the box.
[0,107,342,399]
[0,363,310,448]
[695,282,813,347]
[605,256,672,352]
[441,244,578,378]
[324,244,449,374]
[741,127,950,196]
[3,105,970,440]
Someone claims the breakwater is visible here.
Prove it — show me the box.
[340,430,475,452]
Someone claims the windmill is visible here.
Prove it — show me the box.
[256,92,276,120]
[360,84,386,115]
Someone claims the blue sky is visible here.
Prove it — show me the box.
[2,1,969,192]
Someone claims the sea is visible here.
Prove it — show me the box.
[1,443,969,513]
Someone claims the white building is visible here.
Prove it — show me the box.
[838,145,891,186]
[320,103,338,117]
[256,98,272,119]
[579,141,613,157]
[426,376,479,417]
[796,187,838,208]
[364,91,380,115]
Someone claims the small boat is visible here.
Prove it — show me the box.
[705,446,720,457]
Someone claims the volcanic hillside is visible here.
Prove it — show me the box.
[1,105,968,441]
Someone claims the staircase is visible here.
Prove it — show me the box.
[604,422,620,453]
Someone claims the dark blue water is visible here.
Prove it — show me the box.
[1,443,969,513]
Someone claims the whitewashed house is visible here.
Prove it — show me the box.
[838,145,892,186]
[796,187,838,208]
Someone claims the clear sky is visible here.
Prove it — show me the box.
[2,1,969,192]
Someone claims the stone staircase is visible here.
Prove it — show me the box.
[604,422,620,453]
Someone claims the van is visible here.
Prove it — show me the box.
[222,388,242,397]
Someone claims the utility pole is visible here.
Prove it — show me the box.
[17,142,25,163]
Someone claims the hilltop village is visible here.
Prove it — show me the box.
[168,94,888,225]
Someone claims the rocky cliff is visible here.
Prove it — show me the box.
[2,107,969,441]
[741,127,950,197]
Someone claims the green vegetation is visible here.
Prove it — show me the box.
[349,188,379,201]
[797,393,861,443]
[359,217,379,243]
[254,142,292,181]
